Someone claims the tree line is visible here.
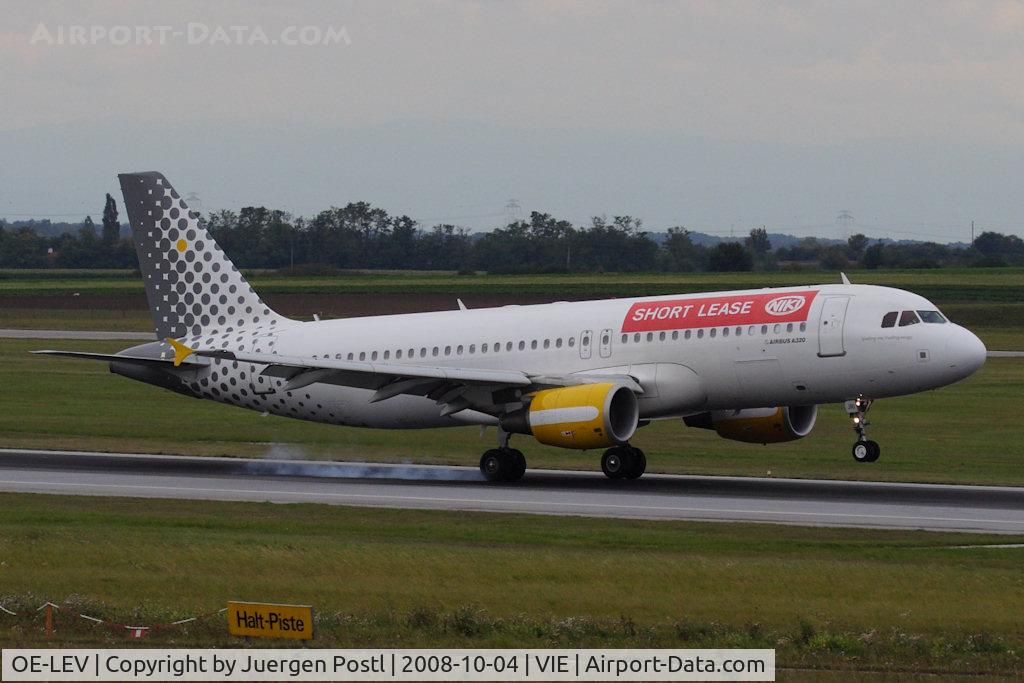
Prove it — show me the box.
[2,197,1022,271]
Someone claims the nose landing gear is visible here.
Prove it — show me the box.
[601,445,647,480]
[846,397,880,463]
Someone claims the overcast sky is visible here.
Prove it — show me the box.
[2,1,1023,241]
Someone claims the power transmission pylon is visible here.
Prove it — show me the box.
[505,199,522,225]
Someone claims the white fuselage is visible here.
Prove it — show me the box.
[205,283,984,430]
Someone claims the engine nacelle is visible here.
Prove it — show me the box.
[500,382,639,449]
[684,405,817,444]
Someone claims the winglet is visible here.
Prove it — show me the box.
[164,337,195,367]
[840,272,852,285]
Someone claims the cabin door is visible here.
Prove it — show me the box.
[818,297,849,357]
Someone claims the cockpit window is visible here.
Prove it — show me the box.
[898,310,920,327]
[917,310,947,324]
[881,311,897,328]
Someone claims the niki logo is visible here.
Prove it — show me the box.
[764,295,807,316]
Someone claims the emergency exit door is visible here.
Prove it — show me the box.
[579,329,593,360]
[599,328,613,358]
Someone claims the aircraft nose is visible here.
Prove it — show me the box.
[944,327,987,377]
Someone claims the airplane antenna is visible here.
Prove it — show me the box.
[457,299,468,311]
[840,272,852,285]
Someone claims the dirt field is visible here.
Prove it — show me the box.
[0,292,585,319]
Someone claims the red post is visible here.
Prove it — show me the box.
[45,604,53,639]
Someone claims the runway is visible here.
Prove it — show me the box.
[1,328,153,340]
[1,449,1022,534]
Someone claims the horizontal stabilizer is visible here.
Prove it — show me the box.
[164,337,196,367]
[32,350,206,366]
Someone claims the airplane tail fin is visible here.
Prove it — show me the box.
[118,172,287,340]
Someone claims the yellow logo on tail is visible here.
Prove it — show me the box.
[164,337,195,367]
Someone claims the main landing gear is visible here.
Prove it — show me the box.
[846,396,880,463]
[479,448,526,482]
[480,430,526,482]
[601,445,646,480]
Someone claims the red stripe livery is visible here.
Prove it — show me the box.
[622,290,819,333]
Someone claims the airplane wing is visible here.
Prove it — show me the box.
[178,341,642,417]
[36,339,642,418]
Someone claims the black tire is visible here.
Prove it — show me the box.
[480,449,506,481]
[624,447,646,480]
[865,440,881,462]
[852,440,880,463]
[505,449,527,482]
[602,447,628,479]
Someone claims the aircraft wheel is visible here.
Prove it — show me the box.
[601,447,628,479]
[480,449,507,481]
[506,449,527,482]
[624,447,646,480]
[852,440,880,463]
[865,440,881,462]
[480,448,526,482]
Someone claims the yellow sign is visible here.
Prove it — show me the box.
[227,601,314,640]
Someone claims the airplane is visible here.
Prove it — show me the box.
[36,172,988,482]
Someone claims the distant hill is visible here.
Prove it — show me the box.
[3,219,84,238]
[647,231,845,249]
[1,219,130,239]
[646,230,972,251]
[2,216,973,252]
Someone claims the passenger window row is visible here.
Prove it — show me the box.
[620,321,807,345]
[314,335,579,363]
[312,319,813,364]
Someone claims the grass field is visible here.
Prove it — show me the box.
[1,338,1022,485]
[1,269,1021,676]
[0,309,153,332]
[0,494,1021,675]
[2,269,1022,351]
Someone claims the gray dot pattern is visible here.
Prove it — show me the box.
[118,172,285,340]
[119,172,313,416]
[178,354,344,425]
